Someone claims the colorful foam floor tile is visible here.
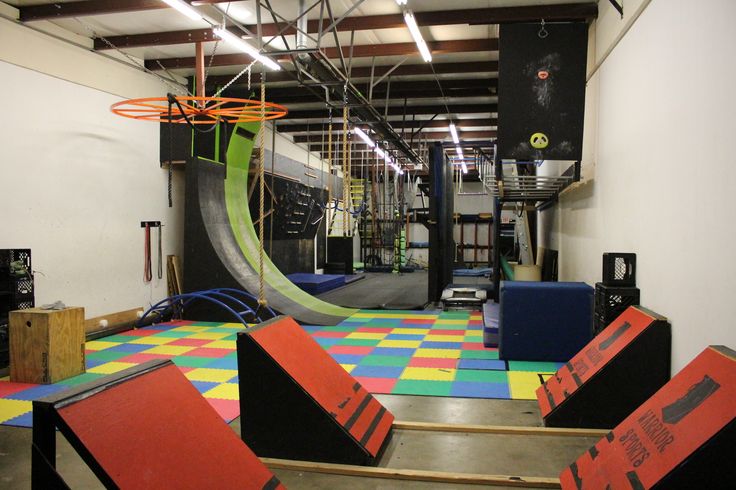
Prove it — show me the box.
[0,321,244,428]
[310,309,563,401]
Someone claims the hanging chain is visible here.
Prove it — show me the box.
[258,70,267,307]
[342,83,349,236]
[327,107,333,206]
[538,19,549,39]
[72,18,190,96]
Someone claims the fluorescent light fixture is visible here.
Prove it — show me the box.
[449,123,459,144]
[456,145,464,159]
[461,161,468,174]
[375,147,386,159]
[403,10,432,63]
[213,27,281,71]
[396,0,408,5]
[353,127,375,148]
[161,0,203,21]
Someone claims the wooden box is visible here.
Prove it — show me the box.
[10,307,85,384]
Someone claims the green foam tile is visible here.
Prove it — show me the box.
[57,372,106,386]
[172,356,220,368]
[392,379,453,396]
[361,355,412,367]
[507,361,562,372]
[151,331,196,338]
[337,338,382,346]
[460,350,500,360]
[455,369,508,383]
[86,351,132,362]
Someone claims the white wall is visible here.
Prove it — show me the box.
[0,16,181,318]
[548,0,736,372]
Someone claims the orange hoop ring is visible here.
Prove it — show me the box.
[110,96,288,124]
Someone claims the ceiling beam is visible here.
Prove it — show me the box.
[283,104,497,120]
[271,88,492,105]
[19,0,228,22]
[145,39,495,70]
[299,130,495,144]
[276,117,497,133]
[204,61,498,87]
[91,4,597,49]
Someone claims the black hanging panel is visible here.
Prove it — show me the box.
[498,22,588,161]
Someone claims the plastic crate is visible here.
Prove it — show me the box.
[12,277,33,296]
[595,282,640,333]
[12,298,35,310]
[602,252,636,287]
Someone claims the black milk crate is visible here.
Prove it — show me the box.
[602,252,636,287]
[12,277,34,297]
[12,297,35,310]
[595,282,640,328]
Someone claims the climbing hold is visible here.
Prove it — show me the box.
[530,132,549,149]
[538,70,549,80]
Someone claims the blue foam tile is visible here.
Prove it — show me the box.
[386,334,425,341]
[204,358,238,370]
[300,325,322,333]
[419,341,464,349]
[467,324,483,331]
[85,358,110,369]
[331,354,366,364]
[190,381,219,394]
[450,381,510,399]
[227,375,239,384]
[350,365,405,378]
[391,323,432,330]
[7,384,71,401]
[314,338,342,349]
[104,343,156,353]
[371,347,416,357]
[457,359,507,371]
[4,411,33,428]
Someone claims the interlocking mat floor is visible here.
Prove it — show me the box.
[0,310,562,428]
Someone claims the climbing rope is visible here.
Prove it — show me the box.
[327,108,333,206]
[258,70,267,307]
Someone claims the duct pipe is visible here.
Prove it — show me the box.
[296,0,310,60]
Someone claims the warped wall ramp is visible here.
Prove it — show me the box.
[184,121,356,325]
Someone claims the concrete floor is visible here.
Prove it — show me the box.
[0,394,598,489]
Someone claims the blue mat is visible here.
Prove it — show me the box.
[453,268,492,277]
[287,273,346,294]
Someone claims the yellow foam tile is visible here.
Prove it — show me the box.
[0,399,32,423]
[424,335,465,343]
[377,339,422,348]
[186,332,231,340]
[84,340,120,351]
[433,319,468,325]
[169,326,210,333]
[203,383,239,400]
[401,367,456,381]
[340,364,356,373]
[392,328,430,335]
[186,368,238,383]
[202,340,237,349]
[414,348,462,359]
[143,345,196,356]
[346,332,386,340]
[507,371,549,400]
[127,336,176,345]
[351,313,438,320]
[87,362,138,375]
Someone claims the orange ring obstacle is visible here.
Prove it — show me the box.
[110,96,288,124]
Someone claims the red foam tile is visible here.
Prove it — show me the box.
[117,328,165,337]
[401,318,436,325]
[206,398,241,422]
[168,338,213,347]
[177,366,195,374]
[408,357,458,368]
[353,377,397,394]
[185,348,232,358]
[357,327,392,333]
[468,320,483,325]
[117,353,174,363]
[462,342,487,350]
[0,381,39,398]
[312,331,348,338]
[328,345,375,355]
[429,329,468,336]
